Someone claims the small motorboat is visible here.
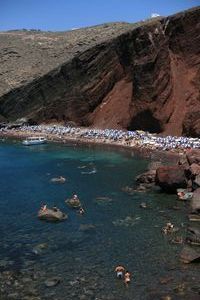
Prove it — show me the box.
[22,136,47,146]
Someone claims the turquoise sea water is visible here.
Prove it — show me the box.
[0,140,199,300]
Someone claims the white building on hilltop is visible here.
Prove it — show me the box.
[151,13,160,18]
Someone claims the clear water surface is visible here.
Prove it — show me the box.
[0,140,199,300]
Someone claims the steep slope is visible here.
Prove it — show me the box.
[0,7,199,136]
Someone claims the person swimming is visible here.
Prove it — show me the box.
[52,206,59,212]
[73,194,78,200]
[79,207,85,215]
[124,271,131,286]
[115,265,125,279]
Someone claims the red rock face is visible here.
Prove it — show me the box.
[127,7,200,136]
[155,165,187,193]
[0,7,199,136]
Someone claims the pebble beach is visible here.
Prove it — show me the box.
[1,124,200,154]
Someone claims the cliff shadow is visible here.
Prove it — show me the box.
[128,110,163,133]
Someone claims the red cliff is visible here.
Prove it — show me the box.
[0,7,199,136]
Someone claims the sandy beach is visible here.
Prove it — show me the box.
[1,125,197,160]
[0,126,182,153]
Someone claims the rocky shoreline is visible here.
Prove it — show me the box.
[135,148,200,266]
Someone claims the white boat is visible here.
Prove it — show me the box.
[22,136,47,146]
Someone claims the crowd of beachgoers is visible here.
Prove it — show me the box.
[1,124,200,151]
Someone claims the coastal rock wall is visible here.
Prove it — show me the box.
[0,7,199,136]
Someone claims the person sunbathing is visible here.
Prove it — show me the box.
[41,204,47,211]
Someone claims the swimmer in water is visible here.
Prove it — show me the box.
[79,207,85,215]
[124,270,131,287]
[115,265,125,279]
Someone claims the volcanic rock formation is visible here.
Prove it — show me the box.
[0,7,199,136]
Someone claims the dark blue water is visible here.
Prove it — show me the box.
[0,140,198,300]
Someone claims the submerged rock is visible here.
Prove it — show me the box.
[180,246,200,263]
[65,198,81,208]
[140,202,147,208]
[170,236,184,244]
[44,277,61,287]
[159,277,173,284]
[161,297,172,300]
[95,196,113,205]
[32,243,48,255]
[136,169,156,184]
[50,176,66,183]
[38,208,67,222]
[79,224,96,233]
[112,216,141,227]
[121,186,135,195]
[174,283,186,295]
[186,227,200,245]
[188,214,200,222]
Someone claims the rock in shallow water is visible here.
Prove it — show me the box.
[180,246,200,263]
[155,166,187,193]
[112,215,141,227]
[186,227,200,245]
[79,224,96,233]
[38,208,67,222]
[191,188,200,214]
[140,202,147,208]
[32,243,48,255]
[44,277,61,287]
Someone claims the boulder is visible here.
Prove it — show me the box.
[65,198,81,208]
[188,214,200,222]
[191,188,200,213]
[155,166,187,193]
[186,150,200,165]
[189,163,200,177]
[147,161,162,171]
[178,155,189,168]
[136,169,156,184]
[180,245,200,263]
[38,208,67,222]
[194,175,200,188]
[186,227,200,246]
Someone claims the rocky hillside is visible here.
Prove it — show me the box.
[0,7,199,136]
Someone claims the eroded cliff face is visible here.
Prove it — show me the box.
[0,7,199,136]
